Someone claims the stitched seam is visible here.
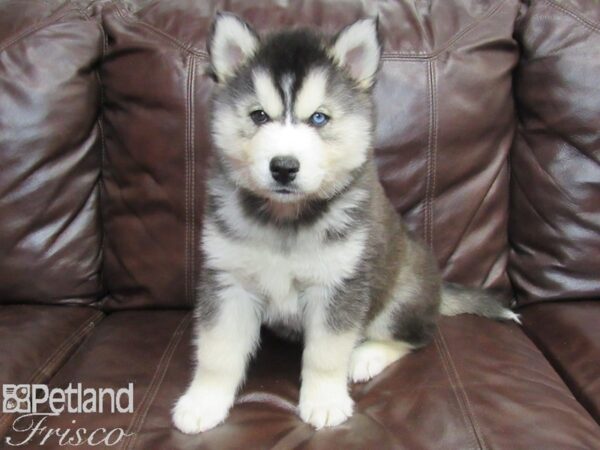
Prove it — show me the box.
[0,322,92,430]
[430,61,438,248]
[34,311,104,381]
[424,61,431,243]
[28,310,104,384]
[189,57,197,307]
[0,311,103,430]
[0,8,80,54]
[440,330,488,449]
[184,56,191,306]
[115,6,208,58]
[121,313,192,450]
[381,0,509,60]
[434,329,481,450]
[186,56,192,305]
[437,326,488,450]
[544,0,600,34]
[124,315,191,450]
[423,61,437,247]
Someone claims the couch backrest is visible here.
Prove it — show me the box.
[509,0,600,306]
[1,0,597,311]
[97,0,521,310]
[0,0,104,305]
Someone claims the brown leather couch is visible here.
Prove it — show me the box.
[1,0,599,448]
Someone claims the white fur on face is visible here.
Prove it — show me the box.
[318,112,371,193]
[250,122,325,195]
[253,70,283,118]
[213,66,372,200]
[330,18,380,89]
[210,14,259,81]
[294,68,328,120]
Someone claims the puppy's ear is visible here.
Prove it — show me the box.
[208,12,259,82]
[330,18,381,89]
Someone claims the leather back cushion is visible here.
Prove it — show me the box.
[0,1,103,305]
[99,0,520,309]
[509,0,600,305]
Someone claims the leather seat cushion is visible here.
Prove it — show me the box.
[522,301,600,423]
[0,305,103,436]
[5,310,599,449]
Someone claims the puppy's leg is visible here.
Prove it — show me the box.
[299,287,360,429]
[173,276,261,434]
[350,238,440,384]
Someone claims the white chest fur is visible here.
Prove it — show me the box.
[202,221,367,326]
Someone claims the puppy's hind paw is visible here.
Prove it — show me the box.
[349,340,412,383]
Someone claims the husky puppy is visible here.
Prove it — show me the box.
[173,13,519,433]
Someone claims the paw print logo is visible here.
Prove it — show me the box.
[2,385,31,413]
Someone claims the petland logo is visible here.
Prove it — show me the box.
[2,383,135,447]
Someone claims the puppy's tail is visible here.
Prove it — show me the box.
[440,282,521,324]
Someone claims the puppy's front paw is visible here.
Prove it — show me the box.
[299,386,354,429]
[172,389,233,434]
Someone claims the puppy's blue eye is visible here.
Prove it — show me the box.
[309,112,329,127]
[250,110,270,125]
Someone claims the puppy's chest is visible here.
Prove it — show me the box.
[223,238,348,297]
[205,229,367,321]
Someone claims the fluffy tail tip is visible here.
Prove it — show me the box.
[441,283,522,325]
[500,309,522,325]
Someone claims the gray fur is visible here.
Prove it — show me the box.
[441,283,521,323]
[199,14,520,354]
[193,268,225,326]
[173,15,520,434]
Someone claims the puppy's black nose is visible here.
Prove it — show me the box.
[270,156,300,185]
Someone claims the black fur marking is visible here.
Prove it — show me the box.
[237,161,369,230]
[391,301,438,348]
[253,30,332,104]
[206,192,237,239]
[238,189,331,229]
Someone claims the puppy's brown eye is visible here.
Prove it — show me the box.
[250,110,270,125]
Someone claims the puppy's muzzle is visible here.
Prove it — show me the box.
[270,156,300,185]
